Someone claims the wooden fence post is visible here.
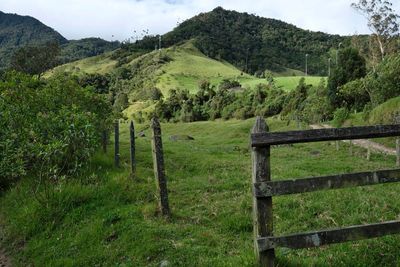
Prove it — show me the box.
[251,117,275,267]
[151,117,170,217]
[366,143,371,161]
[130,121,136,176]
[114,120,120,168]
[396,138,400,167]
[102,130,107,153]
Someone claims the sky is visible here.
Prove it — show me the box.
[1,0,399,41]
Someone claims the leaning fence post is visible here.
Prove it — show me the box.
[151,117,170,217]
[251,116,275,267]
[396,138,400,167]
[130,121,136,176]
[114,120,120,168]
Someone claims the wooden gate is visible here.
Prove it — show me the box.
[250,117,400,266]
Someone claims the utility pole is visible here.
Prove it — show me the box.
[328,58,332,76]
[336,42,342,65]
[159,35,162,51]
[305,54,309,76]
[245,47,249,73]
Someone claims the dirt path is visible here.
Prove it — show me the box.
[309,124,397,155]
[0,220,11,267]
[0,249,11,267]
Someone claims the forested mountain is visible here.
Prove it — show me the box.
[123,7,349,75]
[60,38,120,64]
[0,11,119,69]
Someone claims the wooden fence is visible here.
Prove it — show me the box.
[250,117,400,266]
[106,118,170,217]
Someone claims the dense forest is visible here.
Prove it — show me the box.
[118,7,348,75]
[0,11,119,70]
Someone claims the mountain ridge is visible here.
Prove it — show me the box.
[0,10,119,70]
[123,7,349,75]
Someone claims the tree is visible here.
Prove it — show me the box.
[10,42,60,78]
[327,47,367,107]
[352,0,400,60]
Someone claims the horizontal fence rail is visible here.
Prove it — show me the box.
[250,117,400,266]
[251,124,400,147]
[254,168,400,197]
[258,220,400,251]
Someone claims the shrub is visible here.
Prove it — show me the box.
[366,54,400,106]
[332,107,349,127]
[0,71,112,189]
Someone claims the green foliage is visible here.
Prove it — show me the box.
[0,11,67,70]
[0,71,112,190]
[339,78,370,111]
[219,79,241,90]
[59,38,120,64]
[281,77,310,119]
[10,42,60,77]
[155,80,286,122]
[114,7,347,76]
[301,79,334,123]
[328,47,367,107]
[351,0,400,60]
[332,107,350,127]
[0,11,119,70]
[1,119,400,266]
[366,53,400,105]
[78,73,111,94]
[368,96,400,125]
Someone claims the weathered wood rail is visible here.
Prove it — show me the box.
[250,117,400,266]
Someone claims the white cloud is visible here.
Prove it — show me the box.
[1,0,399,41]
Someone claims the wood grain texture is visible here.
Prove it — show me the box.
[254,169,400,197]
[251,124,400,147]
[251,117,274,267]
[258,220,400,251]
[151,117,170,217]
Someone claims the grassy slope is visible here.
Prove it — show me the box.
[1,118,400,266]
[241,76,325,91]
[45,52,118,77]
[156,42,250,95]
[332,97,400,149]
[46,41,324,95]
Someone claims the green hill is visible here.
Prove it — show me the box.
[118,7,347,76]
[0,11,119,70]
[0,11,67,68]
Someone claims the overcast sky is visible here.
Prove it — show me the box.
[1,0,399,41]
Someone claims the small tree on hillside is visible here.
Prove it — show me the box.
[11,42,60,78]
[327,47,367,108]
[352,0,400,60]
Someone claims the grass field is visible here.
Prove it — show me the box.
[45,52,118,77]
[46,41,323,96]
[1,118,400,266]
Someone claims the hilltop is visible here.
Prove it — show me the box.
[117,7,347,76]
[0,11,119,70]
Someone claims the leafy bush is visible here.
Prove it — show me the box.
[327,47,366,108]
[366,54,400,106]
[339,78,370,111]
[368,96,400,125]
[0,71,112,189]
[332,107,349,128]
